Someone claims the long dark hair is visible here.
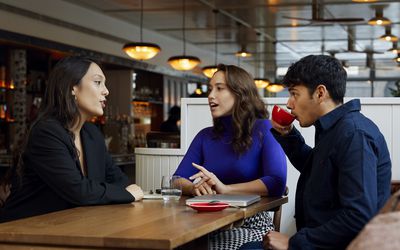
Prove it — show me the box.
[0,56,95,200]
[212,64,268,154]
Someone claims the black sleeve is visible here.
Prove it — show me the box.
[270,127,313,173]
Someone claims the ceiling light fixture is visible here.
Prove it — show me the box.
[266,82,285,93]
[254,78,270,89]
[202,9,219,78]
[388,42,399,54]
[253,33,270,89]
[168,0,200,71]
[122,0,161,60]
[368,7,391,26]
[394,53,400,63]
[352,0,377,3]
[379,26,398,42]
[235,45,252,58]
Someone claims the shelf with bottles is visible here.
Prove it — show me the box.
[0,69,13,93]
[132,85,163,104]
[0,78,15,124]
[0,82,15,91]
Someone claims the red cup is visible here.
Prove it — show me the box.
[272,105,295,126]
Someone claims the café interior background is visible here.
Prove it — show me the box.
[0,0,399,156]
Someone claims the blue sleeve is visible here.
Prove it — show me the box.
[271,127,312,173]
[259,121,287,196]
[174,129,206,179]
[289,130,385,249]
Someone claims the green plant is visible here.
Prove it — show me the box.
[389,81,400,97]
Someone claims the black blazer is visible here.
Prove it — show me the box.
[0,119,134,222]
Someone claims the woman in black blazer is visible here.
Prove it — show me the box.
[0,56,143,222]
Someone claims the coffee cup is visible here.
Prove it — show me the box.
[272,105,295,126]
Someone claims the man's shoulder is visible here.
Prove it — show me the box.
[339,111,381,136]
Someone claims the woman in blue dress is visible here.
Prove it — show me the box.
[174,64,287,249]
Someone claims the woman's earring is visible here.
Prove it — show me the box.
[73,95,77,101]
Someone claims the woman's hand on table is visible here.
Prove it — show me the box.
[126,184,144,201]
[190,163,229,194]
[191,181,216,196]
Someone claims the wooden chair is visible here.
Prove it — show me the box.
[0,184,10,207]
[391,180,400,195]
[272,186,289,232]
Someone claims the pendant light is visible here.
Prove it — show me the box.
[379,26,398,42]
[122,0,161,60]
[202,9,219,78]
[168,0,201,71]
[254,78,270,89]
[253,34,270,88]
[235,45,252,58]
[266,82,285,93]
[368,6,391,26]
[388,42,399,54]
[394,53,400,63]
[352,0,377,2]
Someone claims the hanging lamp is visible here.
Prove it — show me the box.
[388,42,399,54]
[379,26,398,42]
[254,78,270,88]
[368,7,391,26]
[168,0,200,71]
[235,45,252,58]
[253,34,270,88]
[266,82,285,93]
[122,0,161,60]
[352,0,377,2]
[202,9,219,78]
[394,53,400,63]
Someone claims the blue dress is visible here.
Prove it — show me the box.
[175,115,287,196]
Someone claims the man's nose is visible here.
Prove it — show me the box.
[286,99,293,110]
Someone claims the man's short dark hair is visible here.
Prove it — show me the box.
[283,55,347,104]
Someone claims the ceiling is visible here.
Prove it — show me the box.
[65,0,400,73]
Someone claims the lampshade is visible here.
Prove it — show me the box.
[122,0,161,60]
[266,83,284,93]
[379,26,398,42]
[202,66,218,78]
[388,42,399,54]
[202,10,219,78]
[123,43,161,60]
[254,78,270,89]
[368,8,391,26]
[235,49,252,58]
[168,0,201,71]
[168,56,201,71]
[394,53,400,63]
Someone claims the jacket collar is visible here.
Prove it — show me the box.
[315,99,361,132]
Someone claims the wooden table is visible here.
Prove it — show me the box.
[0,196,287,250]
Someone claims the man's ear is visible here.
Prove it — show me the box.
[315,84,328,101]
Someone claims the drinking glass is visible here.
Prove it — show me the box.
[161,175,182,201]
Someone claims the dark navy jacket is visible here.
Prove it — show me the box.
[272,99,391,249]
[0,119,134,222]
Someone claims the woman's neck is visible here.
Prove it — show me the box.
[69,115,85,137]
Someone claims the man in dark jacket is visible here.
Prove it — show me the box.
[241,55,391,250]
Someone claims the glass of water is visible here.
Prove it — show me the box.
[161,175,182,201]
